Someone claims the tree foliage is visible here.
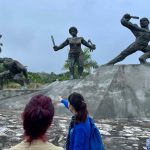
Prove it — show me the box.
[0,64,5,72]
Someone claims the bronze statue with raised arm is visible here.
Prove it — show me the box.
[106,14,150,65]
[52,27,96,79]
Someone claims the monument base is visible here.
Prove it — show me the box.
[1,64,150,119]
[46,64,150,119]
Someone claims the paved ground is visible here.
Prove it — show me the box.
[1,65,150,150]
[0,108,150,150]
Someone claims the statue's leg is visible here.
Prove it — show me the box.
[0,71,11,89]
[139,45,150,64]
[68,53,75,80]
[13,74,24,87]
[106,43,138,65]
[77,52,84,79]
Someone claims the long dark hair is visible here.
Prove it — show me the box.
[68,92,88,123]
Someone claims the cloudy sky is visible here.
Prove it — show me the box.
[0,0,150,73]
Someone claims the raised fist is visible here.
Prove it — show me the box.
[91,44,96,50]
[123,14,131,20]
[53,46,59,51]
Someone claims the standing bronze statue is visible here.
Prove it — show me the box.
[52,27,96,79]
[106,14,150,65]
[0,57,29,90]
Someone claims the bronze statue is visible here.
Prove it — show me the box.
[0,57,29,89]
[0,34,3,53]
[106,14,150,65]
[52,27,96,79]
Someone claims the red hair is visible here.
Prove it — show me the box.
[22,94,54,143]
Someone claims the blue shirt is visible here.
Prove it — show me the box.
[61,99,91,150]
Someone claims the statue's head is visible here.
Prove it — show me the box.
[69,26,78,36]
[140,18,149,28]
[0,34,2,38]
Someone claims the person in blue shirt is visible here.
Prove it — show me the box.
[56,92,91,150]
[146,138,150,150]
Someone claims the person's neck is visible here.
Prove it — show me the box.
[142,26,149,30]
[24,135,47,143]
[72,35,77,38]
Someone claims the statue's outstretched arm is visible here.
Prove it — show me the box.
[14,61,28,79]
[121,14,149,33]
[54,39,69,51]
[22,68,28,79]
[81,38,96,50]
[121,17,138,29]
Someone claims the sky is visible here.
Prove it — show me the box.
[0,0,150,73]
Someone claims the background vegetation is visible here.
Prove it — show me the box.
[0,48,98,89]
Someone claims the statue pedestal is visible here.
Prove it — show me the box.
[1,64,150,120]
[46,64,150,119]
[0,89,41,100]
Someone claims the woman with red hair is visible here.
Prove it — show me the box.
[7,94,63,150]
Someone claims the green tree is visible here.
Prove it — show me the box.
[83,48,99,73]
[0,64,5,72]
[63,48,98,77]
